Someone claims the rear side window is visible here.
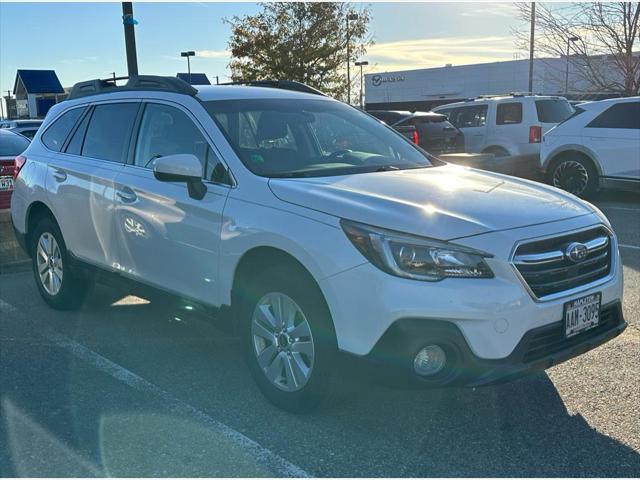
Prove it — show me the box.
[41,107,85,152]
[535,99,574,123]
[587,102,640,129]
[0,133,30,156]
[496,103,523,125]
[82,103,139,162]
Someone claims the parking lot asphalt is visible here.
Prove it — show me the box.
[0,190,639,477]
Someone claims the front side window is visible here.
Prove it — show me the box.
[587,102,640,129]
[450,105,487,128]
[205,99,432,178]
[41,107,85,152]
[134,103,227,183]
[496,102,523,125]
[82,103,139,163]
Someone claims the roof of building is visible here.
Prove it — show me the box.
[13,70,64,95]
[176,73,211,85]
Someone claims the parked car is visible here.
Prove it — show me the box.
[0,119,43,140]
[433,95,574,157]
[540,97,640,197]
[368,110,464,155]
[0,129,30,209]
[11,76,625,412]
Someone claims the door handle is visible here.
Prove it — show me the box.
[116,188,137,203]
[52,170,67,182]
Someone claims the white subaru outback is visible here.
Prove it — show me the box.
[10,76,626,412]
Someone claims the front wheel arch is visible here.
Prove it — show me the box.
[547,151,600,197]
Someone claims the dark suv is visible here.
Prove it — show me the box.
[369,110,464,155]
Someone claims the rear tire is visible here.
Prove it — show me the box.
[30,216,89,310]
[239,264,337,413]
[548,154,598,198]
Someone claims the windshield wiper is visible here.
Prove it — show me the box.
[374,165,400,172]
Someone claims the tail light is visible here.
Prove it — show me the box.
[14,155,26,179]
[412,130,419,145]
[529,126,542,143]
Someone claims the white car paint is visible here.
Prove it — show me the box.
[541,97,640,184]
[11,83,624,385]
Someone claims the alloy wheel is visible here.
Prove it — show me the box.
[553,160,589,195]
[251,292,315,392]
[36,232,63,296]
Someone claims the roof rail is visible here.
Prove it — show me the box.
[67,75,198,100]
[218,79,327,97]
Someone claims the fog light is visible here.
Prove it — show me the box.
[413,345,446,376]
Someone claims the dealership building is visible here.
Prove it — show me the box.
[364,56,624,111]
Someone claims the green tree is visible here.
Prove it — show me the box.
[226,2,372,101]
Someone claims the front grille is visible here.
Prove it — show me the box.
[522,304,621,363]
[513,226,612,299]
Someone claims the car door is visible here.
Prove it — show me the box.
[113,100,232,306]
[582,101,640,180]
[448,105,488,153]
[44,101,140,268]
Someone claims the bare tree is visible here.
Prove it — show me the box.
[515,2,640,96]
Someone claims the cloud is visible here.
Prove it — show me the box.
[366,35,516,72]
[195,50,230,59]
[60,56,98,65]
[460,3,518,18]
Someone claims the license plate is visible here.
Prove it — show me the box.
[0,176,13,191]
[564,293,601,338]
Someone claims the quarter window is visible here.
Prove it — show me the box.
[587,102,640,129]
[496,103,523,125]
[133,103,227,183]
[41,107,85,152]
[82,103,139,163]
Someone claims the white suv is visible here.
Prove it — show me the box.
[540,97,640,197]
[433,95,574,158]
[10,76,626,412]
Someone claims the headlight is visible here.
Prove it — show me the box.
[341,219,494,281]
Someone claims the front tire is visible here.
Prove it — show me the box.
[239,265,337,412]
[548,155,598,197]
[31,216,89,310]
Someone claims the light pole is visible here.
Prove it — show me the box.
[528,2,535,93]
[355,60,368,109]
[346,12,358,104]
[565,36,579,95]
[181,51,196,84]
[122,2,139,77]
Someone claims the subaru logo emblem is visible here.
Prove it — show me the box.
[565,242,588,263]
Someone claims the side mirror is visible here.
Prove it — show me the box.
[153,154,207,200]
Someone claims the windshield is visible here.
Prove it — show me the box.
[204,99,432,178]
[535,99,574,123]
[0,132,30,156]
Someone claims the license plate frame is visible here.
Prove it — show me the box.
[0,176,13,191]
[564,292,601,338]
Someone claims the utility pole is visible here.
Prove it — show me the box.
[528,2,535,94]
[355,61,369,109]
[346,12,358,104]
[122,2,139,77]
[565,36,579,95]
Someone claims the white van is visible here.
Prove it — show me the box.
[433,95,574,157]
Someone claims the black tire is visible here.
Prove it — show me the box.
[239,264,337,413]
[483,146,510,158]
[548,154,599,198]
[30,215,89,310]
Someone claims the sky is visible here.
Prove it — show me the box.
[0,2,526,95]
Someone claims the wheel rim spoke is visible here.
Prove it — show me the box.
[251,292,315,392]
[37,232,63,296]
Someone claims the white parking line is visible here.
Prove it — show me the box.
[0,298,310,477]
[620,244,640,251]
[599,205,639,212]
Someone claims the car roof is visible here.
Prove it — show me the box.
[193,85,333,102]
[0,128,27,138]
[578,96,640,110]
[435,95,566,109]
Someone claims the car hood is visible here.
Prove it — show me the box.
[268,165,593,240]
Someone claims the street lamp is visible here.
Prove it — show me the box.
[355,60,369,109]
[181,51,196,84]
[565,36,579,95]
[346,12,358,104]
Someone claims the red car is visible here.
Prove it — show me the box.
[0,129,30,210]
